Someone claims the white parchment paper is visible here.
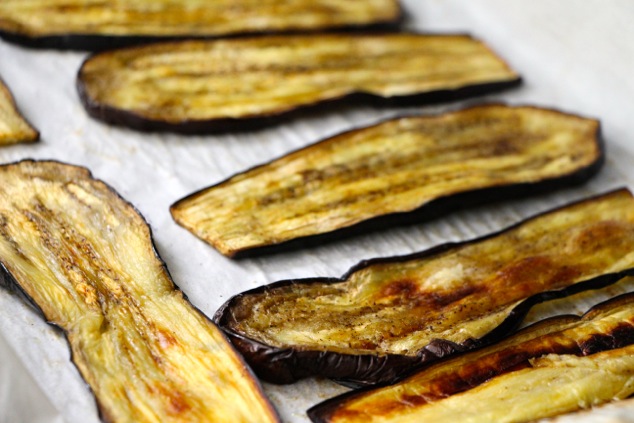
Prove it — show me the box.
[1,1,634,422]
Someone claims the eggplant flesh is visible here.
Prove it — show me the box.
[215,189,634,386]
[77,34,520,132]
[0,78,38,145]
[308,292,634,423]
[172,105,602,257]
[0,161,279,423]
[0,0,401,50]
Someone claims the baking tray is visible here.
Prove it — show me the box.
[1,1,634,421]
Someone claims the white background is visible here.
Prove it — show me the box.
[1,1,634,422]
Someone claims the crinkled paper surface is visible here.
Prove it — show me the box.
[1,1,634,422]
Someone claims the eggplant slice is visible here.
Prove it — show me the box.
[77,33,520,133]
[171,105,602,257]
[0,161,279,423]
[308,292,634,423]
[214,189,634,386]
[0,0,401,50]
[0,78,39,145]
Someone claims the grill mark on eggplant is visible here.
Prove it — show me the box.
[0,214,30,262]
[278,155,556,218]
[308,294,634,423]
[124,49,489,82]
[19,199,127,311]
[0,160,279,423]
[255,132,536,210]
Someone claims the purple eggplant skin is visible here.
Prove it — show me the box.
[213,189,634,388]
[217,311,470,388]
[76,77,521,135]
[215,265,634,389]
[0,31,178,52]
[177,107,603,259]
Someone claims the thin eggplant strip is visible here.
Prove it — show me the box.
[308,292,634,423]
[0,78,39,145]
[0,160,279,423]
[214,189,634,386]
[172,105,602,257]
[0,0,401,50]
[77,34,520,133]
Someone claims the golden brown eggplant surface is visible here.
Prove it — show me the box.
[308,293,634,423]
[216,189,634,385]
[172,105,602,257]
[77,34,520,132]
[0,0,401,49]
[0,161,279,423]
[0,78,38,145]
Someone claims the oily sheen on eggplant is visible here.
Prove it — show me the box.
[0,78,38,145]
[172,105,602,257]
[215,189,634,386]
[0,161,279,423]
[77,34,520,133]
[308,292,634,423]
[0,0,401,50]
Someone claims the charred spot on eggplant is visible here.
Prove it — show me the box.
[0,0,402,50]
[0,78,38,145]
[214,189,634,386]
[171,105,602,258]
[308,292,634,423]
[0,160,279,423]
[77,33,520,133]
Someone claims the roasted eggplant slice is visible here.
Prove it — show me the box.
[172,105,602,257]
[214,189,634,386]
[0,161,279,423]
[0,78,39,145]
[0,0,401,50]
[308,292,634,423]
[77,34,520,133]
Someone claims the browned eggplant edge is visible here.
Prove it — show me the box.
[213,188,633,388]
[0,8,404,52]
[306,291,634,422]
[0,76,40,143]
[0,158,280,423]
[75,33,521,133]
[173,104,603,258]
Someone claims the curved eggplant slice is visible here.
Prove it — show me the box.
[172,105,602,257]
[77,34,520,133]
[0,161,279,423]
[308,292,634,423]
[0,78,39,145]
[214,189,634,386]
[0,0,401,51]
